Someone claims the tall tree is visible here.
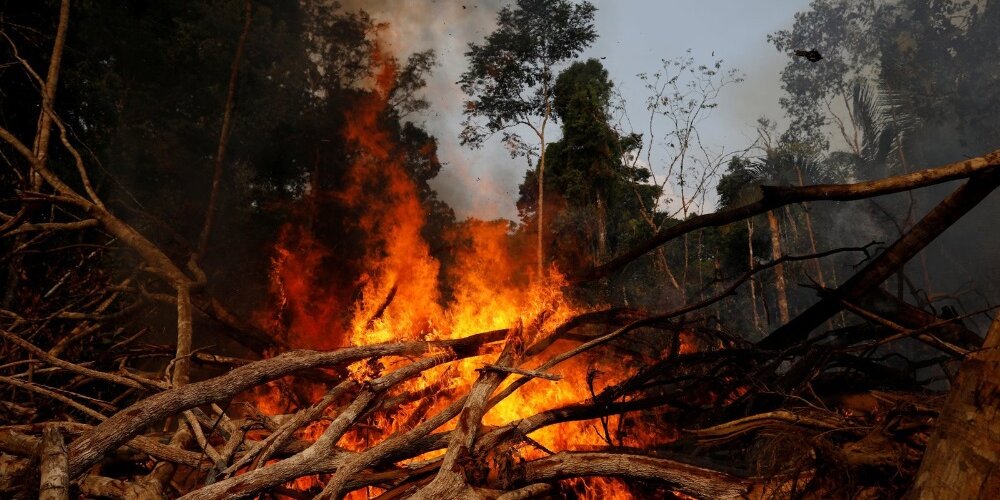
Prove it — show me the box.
[518,58,658,274]
[458,0,597,277]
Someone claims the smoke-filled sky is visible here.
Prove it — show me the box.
[343,0,813,220]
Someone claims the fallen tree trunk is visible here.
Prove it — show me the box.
[515,452,755,499]
[759,171,1000,349]
[910,312,1000,498]
[573,149,1000,283]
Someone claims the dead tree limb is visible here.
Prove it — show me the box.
[573,149,1000,283]
[760,171,1000,349]
[854,287,983,349]
[39,426,69,500]
[404,328,524,500]
[67,331,503,479]
[516,452,755,499]
[180,359,475,500]
[0,328,150,390]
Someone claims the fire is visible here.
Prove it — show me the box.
[247,40,671,499]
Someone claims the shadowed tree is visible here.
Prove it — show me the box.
[518,58,659,275]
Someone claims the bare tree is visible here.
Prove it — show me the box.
[620,51,748,294]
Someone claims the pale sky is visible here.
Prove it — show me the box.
[359,0,815,220]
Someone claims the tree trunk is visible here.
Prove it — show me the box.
[39,426,68,500]
[766,209,790,324]
[2,0,71,308]
[747,218,761,330]
[655,247,683,292]
[172,284,194,387]
[909,315,1000,498]
[536,87,551,279]
[197,0,253,258]
[537,143,545,277]
[595,195,608,263]
[796,167,826,289]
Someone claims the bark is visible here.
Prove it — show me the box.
[909,314,1000,499]
[688,410,845,444]
[2,0,71,308]
[517,452,754,499]
[496,483,552,500]
[853,287,983,349]
[747,218,761,330]
[78,475,166,500]
[39,426,68,500]
[172,284,193,387]
[796,166,827,290]
[759,171,1000,350]
[407,330,522,500]
[536,108,548,278]
[766,209,790,324]
[1,424,208,468]
[0,327,150,390]
[0,453,32,494]
[234,379,356,473]
[182,356,468,500]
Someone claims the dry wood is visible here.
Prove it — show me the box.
[181,355,464,500]
[1,10,997,495]
[760,171,1000,349]
[39,426,69,500]
[575,149,1000,282]
[477,363,561,381]
[404,329,524,500]
[687,410,846,444]
[67,331,502,478]
[910,312,1000,498]
[517,452,754,499]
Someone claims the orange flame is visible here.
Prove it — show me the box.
[246,40,684,499]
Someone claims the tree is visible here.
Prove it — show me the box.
[517,59,659,278]
[768,5,1000,492]
[458,0,597,277]
[625,51,745,294]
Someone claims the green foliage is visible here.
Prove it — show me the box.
[769,0,1000,312]
[458,0,597,153]
[770,0,1000,160]
[767,0,881,148]
[517,59,660,274]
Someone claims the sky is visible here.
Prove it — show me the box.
[345,0,815,220]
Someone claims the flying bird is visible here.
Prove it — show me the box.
[794,49,823,62]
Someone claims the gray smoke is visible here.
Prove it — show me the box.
[337,0,515,220]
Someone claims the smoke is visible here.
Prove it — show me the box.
[335,0,516,220]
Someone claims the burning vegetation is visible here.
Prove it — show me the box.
[1,1,1000,499]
